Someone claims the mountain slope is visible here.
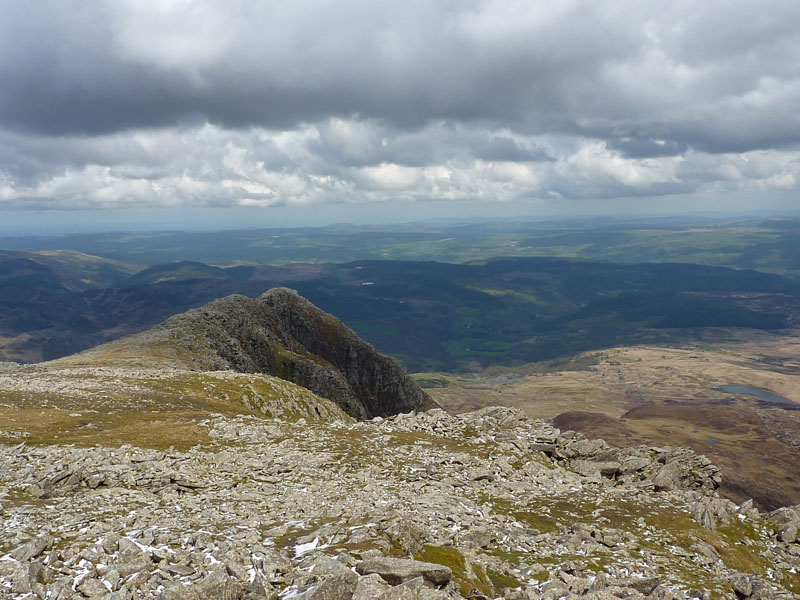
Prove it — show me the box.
[2,406,800,598]
[0,254,796,368]
[0,249,140,292]
[61,288,437,419]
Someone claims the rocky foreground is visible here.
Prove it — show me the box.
[2,406,800,600]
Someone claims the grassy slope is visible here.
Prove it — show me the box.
[0,367,350,450]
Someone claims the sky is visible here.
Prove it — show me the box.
[1,0,799,233]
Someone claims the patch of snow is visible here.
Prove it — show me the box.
[279,584,301,598]
[294,537,319,557]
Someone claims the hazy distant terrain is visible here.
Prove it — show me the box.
[4,216,800,278]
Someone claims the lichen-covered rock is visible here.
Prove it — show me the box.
[9,534,53,561]
[295,574,358,600]
[356,557,452,587]
[353,573,391,600]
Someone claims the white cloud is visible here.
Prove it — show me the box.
[1,121,799,211]
[0,1,799,216]
[560,141,682,189]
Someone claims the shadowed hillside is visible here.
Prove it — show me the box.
[1,253,796,370]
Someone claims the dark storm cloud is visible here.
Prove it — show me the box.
[0,0,796,151]
[0,1,799,212]
[0,1,615,134]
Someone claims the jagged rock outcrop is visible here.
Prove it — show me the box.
[769,505,800,543]
[63,288,437,419]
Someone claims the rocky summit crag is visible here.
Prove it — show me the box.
[2,407,800,599]
[59,288,437,420]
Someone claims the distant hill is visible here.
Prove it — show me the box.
[26,249,142,290]
[4,216,800,278]
[0,256,796,368]
[0,249,140,292]
[123,260,239,286]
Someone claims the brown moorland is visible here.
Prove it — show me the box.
[426,328,800,510]
[555,404,800,510]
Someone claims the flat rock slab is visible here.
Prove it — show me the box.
[355,558,452,587]
[572,460,621,478]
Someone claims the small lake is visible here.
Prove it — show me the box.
[713,384,792,405]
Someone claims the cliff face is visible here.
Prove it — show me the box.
[71,288,438,420]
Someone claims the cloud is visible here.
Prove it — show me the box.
[0,1,798,214]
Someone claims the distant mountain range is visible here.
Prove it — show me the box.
[4,216,800,277]
[0,249,796,370]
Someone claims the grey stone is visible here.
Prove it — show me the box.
[117,559,151,578]
[243,574,277,600]
[356,558,452,587]
[529,442,556,455]
[295,574,358,600]
[77,576,112,597]
[462,527,494,549]
[377,576,425,599]
[10,563,32,595]
[779,523,797,544]
[651,461,682,491]
[619,576,660,594]
[159,586,201,600]
[9,534,53,561]
[308,556,359,584]
[165,564,196,576]
[572,460,620,478]
[729,573,754,597]
[352,573,391,600]
[193,565,247,600]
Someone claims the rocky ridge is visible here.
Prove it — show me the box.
[58,288,436,420]
[2,406,799,599]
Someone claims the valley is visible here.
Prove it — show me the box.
[4,217,800,278]
[421,329,800,510]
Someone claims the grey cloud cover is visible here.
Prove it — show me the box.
[0,0,799,215]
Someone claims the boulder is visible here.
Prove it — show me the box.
[352,573,392,600]
[9,534,54,562]
[651,461,683,491]
[295,574,358,600]
[377,576,425,599]
[356,558,452,587]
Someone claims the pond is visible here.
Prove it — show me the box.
[713,384,792,405]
